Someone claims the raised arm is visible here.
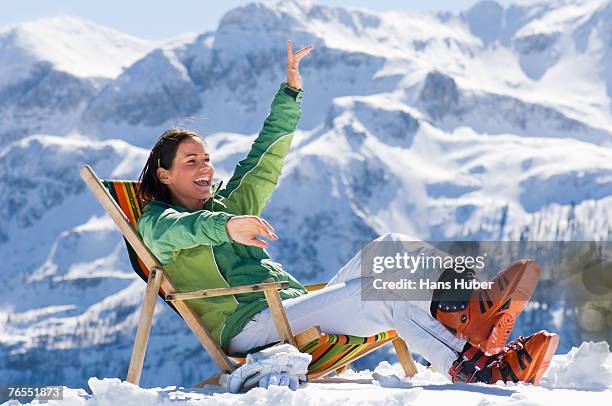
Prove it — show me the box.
[218,40,314,216]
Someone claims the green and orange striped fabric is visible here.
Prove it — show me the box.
[102,179,399,376]
[102,180,147,278]
[230,330,397,375]
[302,330,397,375]
[102,180,180,314]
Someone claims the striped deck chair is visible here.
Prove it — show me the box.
[80,165,417,387]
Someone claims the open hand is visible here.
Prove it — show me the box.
[286,40,314,90]
[226,215,278,248]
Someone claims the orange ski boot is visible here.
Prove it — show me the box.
[449,330,559,385]
[432,260,541,355]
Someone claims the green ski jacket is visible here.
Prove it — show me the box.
[137,82,307,351]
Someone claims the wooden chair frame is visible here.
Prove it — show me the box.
[80,165,417,387]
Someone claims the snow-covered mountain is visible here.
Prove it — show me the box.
[0,17,156,146]
[1,0,611,391]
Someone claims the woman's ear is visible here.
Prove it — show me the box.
[157,167,171,185]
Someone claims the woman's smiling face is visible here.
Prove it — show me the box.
[156,137,214,210]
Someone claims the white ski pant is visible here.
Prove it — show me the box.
[228,233,467,378]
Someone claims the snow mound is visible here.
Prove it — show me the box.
[75,376,424,406]
[25,346,611,405]
[541,341,612,389]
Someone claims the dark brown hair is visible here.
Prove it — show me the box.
[138,128,201,205]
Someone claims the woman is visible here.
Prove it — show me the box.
[136,40,558,385]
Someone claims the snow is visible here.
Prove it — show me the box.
[514,0,605,37]
[17,343,611,405]
[0,16,155,85]
[1,0,612,395]
[541,341,612,389]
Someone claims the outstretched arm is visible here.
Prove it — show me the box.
[219,40,314,217]
[137,207,233,265]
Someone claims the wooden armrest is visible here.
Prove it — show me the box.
[295,325,322,348]
[304,283,327,292]
[165,281,289,302]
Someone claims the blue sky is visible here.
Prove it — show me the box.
[1,0,512,40]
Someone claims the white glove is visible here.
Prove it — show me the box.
[220,344,311,393]
[259,371,300,390]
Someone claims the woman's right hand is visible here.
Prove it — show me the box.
[226,215,278,248]
[286,39,314,90]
